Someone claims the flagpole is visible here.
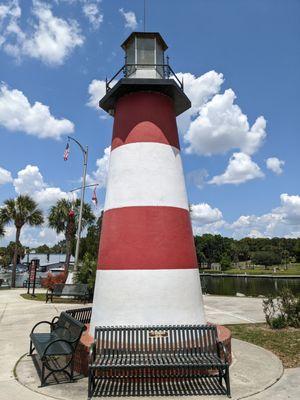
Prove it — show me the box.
[67,136,88,275]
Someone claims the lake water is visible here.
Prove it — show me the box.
[200,274,300,297]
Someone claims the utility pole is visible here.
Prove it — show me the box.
[67,136,88,274]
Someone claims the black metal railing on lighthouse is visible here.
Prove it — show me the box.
[105,61,184,93]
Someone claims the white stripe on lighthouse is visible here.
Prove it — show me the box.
[104,142,189,211]
[90,268,206,331]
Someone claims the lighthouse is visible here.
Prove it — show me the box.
[90,32,206,333]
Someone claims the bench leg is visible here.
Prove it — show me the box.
[218,367,223,386]
[88,369,94,400]
[29,339,34,355]
[70,357,74,382]
[225,367,231,398]
[41,361,46,387]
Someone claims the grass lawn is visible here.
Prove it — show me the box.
[202,263,300,275]
[227,323,300,368]
[20,293,87,304]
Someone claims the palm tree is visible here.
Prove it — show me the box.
[0,195,44,287]
[48,199,95,271]
[0,223,5,237]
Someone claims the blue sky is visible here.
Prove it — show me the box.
[0,0,300,246]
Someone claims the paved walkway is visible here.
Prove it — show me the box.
[0,289,299,400]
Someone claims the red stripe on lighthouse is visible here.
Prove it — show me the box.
[111,92,180,150]
[98,206,198,270]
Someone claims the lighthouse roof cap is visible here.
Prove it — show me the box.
[121,32,168,51]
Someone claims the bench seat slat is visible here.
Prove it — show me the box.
[91,352,225,368]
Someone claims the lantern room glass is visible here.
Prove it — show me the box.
[123,34,166,79]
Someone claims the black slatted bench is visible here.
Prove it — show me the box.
[29,312,86,386]
[88,325,231,398]
[65,306,92,324]
[46,283,89,303]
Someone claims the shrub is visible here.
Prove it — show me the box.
[41,271,67,290]
[75,253,97,294]
[270,315,287,329]
[263,288,300,329]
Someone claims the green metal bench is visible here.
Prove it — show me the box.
[46,283,89,303]
[29,312,86,386]
[88,325,231,398]
[65,306,92,324]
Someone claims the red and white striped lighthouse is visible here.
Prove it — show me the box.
[90,32,206,334]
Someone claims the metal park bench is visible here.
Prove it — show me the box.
[65,306,92,324]
[29,312,86,386]
[46,283,89,303]
[88,325,231,398]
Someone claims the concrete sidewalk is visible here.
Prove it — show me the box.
[0,289,299,400]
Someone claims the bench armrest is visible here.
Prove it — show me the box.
[42,338,74,358]
[31,320,53,335]
[89,342,96,364]
[217,340,229,364]
[50,316,59,331]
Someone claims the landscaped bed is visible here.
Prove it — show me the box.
[227,323,300,368]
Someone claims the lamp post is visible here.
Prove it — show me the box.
[67,136,88,274]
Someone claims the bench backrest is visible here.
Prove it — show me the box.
[53,312,85,347]
[65,307,92,324]
[94,325,218,355]
[53,283,88,296]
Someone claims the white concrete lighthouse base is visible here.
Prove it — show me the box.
[90,268,206,336]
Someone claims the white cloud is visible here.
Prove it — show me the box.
[82,2,103,29]
[13,164,71,210]
[189,193,300,239]
[279,193,300,225]
[87,79,106,109]
[119,8,137,30]
[178,71,224,114]
[209,152,264,185]
[185,88,267,156]
[191,203,223,225]
[176,71,224,134]
[86,146,110,188]
[0,0,84,66]
[190,203,225,235]
[230,193,300,238]
[0,83,74,139]
[187,169,208,189]
[266,157,285,175]
[87,78,117,112]
[0,166,12,185]
[1,223,64,247]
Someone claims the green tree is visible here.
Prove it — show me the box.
[282,249,290,270]
[78,212,103,261]
[51,240,67,254]
[0,195,44,287]
[294,240,300,263]
[5,241,25,265]
[220,253,232,271]
[0,223,4,237]
[34,244,51,254]
[48,199,95,271]
[252,251,282,269]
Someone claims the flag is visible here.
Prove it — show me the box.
[63,142,70,161]
[92,187,98,206]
